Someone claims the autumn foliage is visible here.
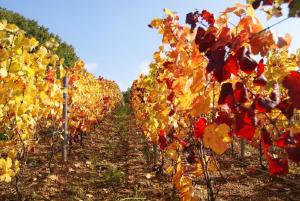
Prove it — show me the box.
[0,20,123,182]
[131,4,300,200]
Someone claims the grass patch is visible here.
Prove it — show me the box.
[102,167,124,185]
[115,104,131,119]
[94,162,125,187]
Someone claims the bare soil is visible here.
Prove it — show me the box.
[1,106,299,201]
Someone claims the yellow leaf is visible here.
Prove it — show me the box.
[208,158,218,172]
[215,123,230,138]
[190,96,210,117]
[16,48,22,55]
[193,162,203,176]
[5,23,19,33]
[153,51,164,63]
[247,4,255,18]
[37,46,48,57]
[9,62,21,73]
[0,68,7,78]
[28,38,39,49]
[163,8,173,16]
[24,66,35,78]
[166,149,178,160]
[190,68,204,93]
[177,90,196,110]
[0,157,17,182]
[296,48,300,66]
[0,21,6,30]
[166,166,174,175]
[180,176,192,190]
[21,133,29,140]
[173,160,183,190]
[150,18,163,29]
[8,149,17,159]
[203,123,231,155]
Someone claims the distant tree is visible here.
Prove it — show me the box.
[0,7,78,67]
[122,88,131,104]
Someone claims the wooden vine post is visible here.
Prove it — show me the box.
[63,75,68,162]
[241,139,245,159]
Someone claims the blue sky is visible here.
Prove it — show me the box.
[0,0,299,91]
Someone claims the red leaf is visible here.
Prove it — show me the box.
[194,118,207,140]
[234,82,248,103]
[252,0,263,9]
[237,47,258,74]
[159,130,168,150]
[195,27,206,44]
[257,59,265,77]
[285,133,300,162]
[97,76,104,81]
[224,55,240,76]
[206,48,225,73]
[286,146,300,162]
[215,111,234,126]
[268,158,288,175]
[236,124,256,140]
[68,75,78,86]
[200,10,215,25]
[218,83,234,107]
[169,109,175,116]
[213,27,232,49]
[261,129,290,175]
[163,61,173,69]
[167,91,175,101]
[164,78,173,89]
[263,0,274,5]
[255,97,277,112]
[274,131,290,148]
[277,99,294,120]
[243,110,254,125]
[235,107,256,140]
[45,70,55,84]
[206,48,230,82]
[253,74,267,86]
[186,11,199,30]
[196,32,216,52]
[282,71,300,109]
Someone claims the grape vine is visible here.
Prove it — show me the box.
[131,4,300,200]
[0,20,123,183]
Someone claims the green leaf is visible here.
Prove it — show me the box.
[0,133,8,141]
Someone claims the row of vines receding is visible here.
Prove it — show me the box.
[0,20,124,187]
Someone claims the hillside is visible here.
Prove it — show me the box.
[0,7,78,67]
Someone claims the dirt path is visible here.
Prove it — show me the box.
[0,105,172,201]
[1,105,300,201]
